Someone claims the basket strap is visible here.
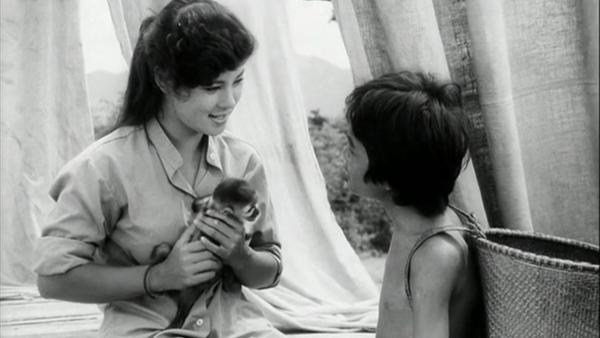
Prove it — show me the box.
[448,204,485,234]
[404,225,474,309]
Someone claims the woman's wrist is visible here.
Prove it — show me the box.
[228,245,254,272]
[147,262,167,293]
[229,247,279,288]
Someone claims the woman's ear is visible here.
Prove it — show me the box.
[153,68,170,94]
[380,183,393,198]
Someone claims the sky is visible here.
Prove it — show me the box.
[79,0,350,74]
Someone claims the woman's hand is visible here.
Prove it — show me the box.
[194,210,251,270]
[191,209,279,289]
[150,225,222,292]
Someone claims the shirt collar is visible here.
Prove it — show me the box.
[145,117,183,179]
[145,117,224,175]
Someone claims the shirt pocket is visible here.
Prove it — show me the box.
[115,194,192,264]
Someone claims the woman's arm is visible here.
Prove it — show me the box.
[410,235,463,338]
[219,243,279,289]
[37,225,222,303]
[37,263,149,303]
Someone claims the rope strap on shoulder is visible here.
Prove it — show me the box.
[404,205,485,309]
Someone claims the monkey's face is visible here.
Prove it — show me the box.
[211,198,260,222]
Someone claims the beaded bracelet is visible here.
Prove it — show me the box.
[143,263,160,299]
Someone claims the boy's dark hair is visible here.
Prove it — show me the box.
[115,0,255,128]
[345,71,470,216]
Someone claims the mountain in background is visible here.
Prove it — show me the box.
[85,54,352,122]
[294,54,353,120]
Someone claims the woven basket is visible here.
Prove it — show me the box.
[471,228,599,338]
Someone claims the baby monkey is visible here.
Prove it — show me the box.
[150,178,261,329]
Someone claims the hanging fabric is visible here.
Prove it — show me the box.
[0,0,94,286]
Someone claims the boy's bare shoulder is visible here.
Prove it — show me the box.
[411,234,465,295]
[414,234,465,271]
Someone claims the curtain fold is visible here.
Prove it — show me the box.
[462,0,533,230]
[106,0,378,332]
[0,0,93,285]
[334,0,599,243]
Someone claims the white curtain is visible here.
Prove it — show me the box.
[107,0,378,332]
[334,0,599,242]
[0,0,94,286]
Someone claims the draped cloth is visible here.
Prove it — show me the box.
[0,0,94,286]
[334,0,599,243]
[106,0,378,333]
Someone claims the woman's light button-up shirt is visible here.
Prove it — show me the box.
[34,118,283,338]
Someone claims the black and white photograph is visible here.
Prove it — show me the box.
[0,0,598,337]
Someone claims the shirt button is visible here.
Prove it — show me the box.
[209,153,216,160]
[195,318,204,326]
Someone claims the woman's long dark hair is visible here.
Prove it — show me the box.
[114,0,255,129]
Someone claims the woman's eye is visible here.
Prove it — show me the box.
[233,78,244,86]
[204,86,221,92]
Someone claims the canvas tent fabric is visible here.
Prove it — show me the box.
[333,0,599,243]
[0,0,94,286]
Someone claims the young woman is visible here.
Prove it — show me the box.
[344,71,486,338]
[34,1,282,337]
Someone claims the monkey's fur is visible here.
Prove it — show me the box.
[149,178,260,329]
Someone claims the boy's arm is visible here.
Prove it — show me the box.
[410,235,464,338]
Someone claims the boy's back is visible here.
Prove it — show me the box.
[377,209,484,338]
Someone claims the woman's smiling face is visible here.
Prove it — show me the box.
[161,65,246,138]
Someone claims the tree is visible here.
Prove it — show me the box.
[307,110,391,254]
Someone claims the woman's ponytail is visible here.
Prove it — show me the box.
[113,16,163,129]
